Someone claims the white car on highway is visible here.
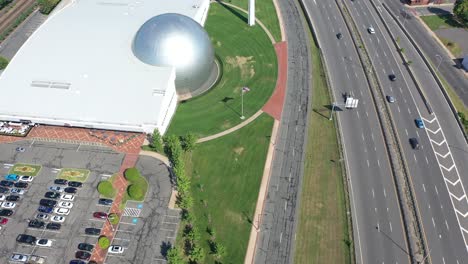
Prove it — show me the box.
[58,201,73,209]
[36,238,53,247]
[1,202,16,209]
[60,194,75,201]
[368,26,375,34]
[51,215,65,223]
[54,207,70,215]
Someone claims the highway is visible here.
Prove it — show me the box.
[302,0,409,263]
[345,0,468,263]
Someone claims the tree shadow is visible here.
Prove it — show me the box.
[427,7,452,16]
[160,241,172,257]
[216,0,248,24]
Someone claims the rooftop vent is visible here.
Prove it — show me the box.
[31,80,71,90]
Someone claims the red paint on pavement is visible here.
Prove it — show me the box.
[262,41,288,120]
[89,154,139,264]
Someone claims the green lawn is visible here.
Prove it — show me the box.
[181,113,274,264]
[439,36,463,57]
[221,0,281,42]
[166,4,277,137]
[420,14,464,30]
[294,37,351,263]
[9,163,42,177]
[57,168,90,182]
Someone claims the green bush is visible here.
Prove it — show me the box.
[108,213,119,225]
[127,184,144,200]
[124,167,140,181]
[98,236,110,249]
[37,0,61,14]
[0,56,8,70]
[97,181,115,198]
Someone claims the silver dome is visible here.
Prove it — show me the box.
[133,13,215,95]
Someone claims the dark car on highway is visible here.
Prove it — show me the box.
[45,192,60,199]
[78,243,94,252]
[0,209,13,216]
[409,138,420,150]
[40,199,57,207]
[38,206,53,214]
[14,182,28,188]
[84,228,101,235]
[46,222,61,230]
[98,198,113,206]
[64,187,77,194]
[6,195,20,202]
[54,179,68,185]
[68,181,83,188]
[28,219,45,229]
[0,180,14,187]
[75,251,91,260]
[389,74,396,81]
[16,234,37,245]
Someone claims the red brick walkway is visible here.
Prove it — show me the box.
[89,153,139,264]
[262,41,288,120]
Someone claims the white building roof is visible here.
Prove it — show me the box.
[0,0,210,131]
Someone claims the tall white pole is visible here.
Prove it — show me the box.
[241,91,245,119]
[248,0,255,26]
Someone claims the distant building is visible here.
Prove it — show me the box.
[462,55,468,72]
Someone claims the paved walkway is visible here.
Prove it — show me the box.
[90,153,139,264]
[139,149,170,166]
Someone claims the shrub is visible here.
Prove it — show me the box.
[108,213,119,225]
[97,181,115,198]
[181,132,198,152]
[124,167,140,182]
[98,236,110,249]
[0,56,8,70]
[166,247,184,264]
[150,129,163,152]
[37,0,61,14]
[127,184,144,200]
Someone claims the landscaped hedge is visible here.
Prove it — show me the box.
[0,56,8,70]
[124,167,140,182]
[124,168,148,201]
[37,0,61,15]
[98,236,110,249]
[97,180,115,198]
[108,213,119,225]
[127,184,144,200]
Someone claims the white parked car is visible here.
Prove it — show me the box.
[36,238,53,247]
[108,245,124,254]
[1,202,16,209]
[0,194,5,201]
[19,175,34,182]
[54,207,70,216]
[10,253,28,262]
[60,194,75,201]
[51,215,65,223]
[10,188,25,195]
[368,26,375,34]
[58,201,73,209]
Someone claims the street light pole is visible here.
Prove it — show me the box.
[329,103,335,121]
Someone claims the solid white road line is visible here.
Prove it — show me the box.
[422,184,426,192]
[383,189,387,198]
[389,222,393,232]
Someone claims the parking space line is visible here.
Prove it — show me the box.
[119,221,137,225]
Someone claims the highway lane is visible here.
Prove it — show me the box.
[303,0,409,263]
[345,0,468,263]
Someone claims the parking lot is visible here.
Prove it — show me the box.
[0,140,176,264]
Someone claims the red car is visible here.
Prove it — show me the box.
[93,212,107,219]
[0,217,8,225]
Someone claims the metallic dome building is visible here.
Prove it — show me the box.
[133,13,215,96]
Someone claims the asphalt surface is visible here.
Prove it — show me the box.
[346,0,468,263]
[384,0,468,107]
[303,0,409,263]
[253,0,311,263]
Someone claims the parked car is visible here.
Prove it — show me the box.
[14,182,28,188]
[0,180,14,187]
[16,234,37,245]
[49,186,64,192]
[69,261,86,264]
[10,188,25,195]
[51,215,65,223]
[75,251,91,260]
[40,199,57,207]
[36,213,49,220]
[1,202,16,209]
[36,238,53,247]
[45,192,61,199]
[54,207,70,215]
[108,245,124,254]
[46,222,61,230]
[61,194,75,201]
[59,201,73,209]
[10,253,28,262]
[28,219,45,229]
[19,175,33,182]
[5,174,19,181]
[64,187,77,194]
[0,187,10,194]
[0,209,13,216]
[54,179,68,185]
[84,227,101,235]
[78,243,94,252]
[0,216,8,225]
[98,198,113,206]
[409,138,420,150]
[6,195,20,202]
[28,255,46,264]
[38,206,54,214]
[415,118,424,129]
[68,181,83,188]
[93,212,107,219]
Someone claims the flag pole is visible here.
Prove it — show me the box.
[241,90,245,119]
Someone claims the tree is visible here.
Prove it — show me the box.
[212,242,226,260]
[178,193,194,209]
[181,132,198,151]
[150,129,163,152]
[37,0,61,14]
[166,247,184,264]
[189,244,205,263]
[98,236,110,249]
[454,0,468,25]
[0,56,8,70]
[163,135,182,165]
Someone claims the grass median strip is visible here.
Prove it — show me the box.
[294,38,352,264]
